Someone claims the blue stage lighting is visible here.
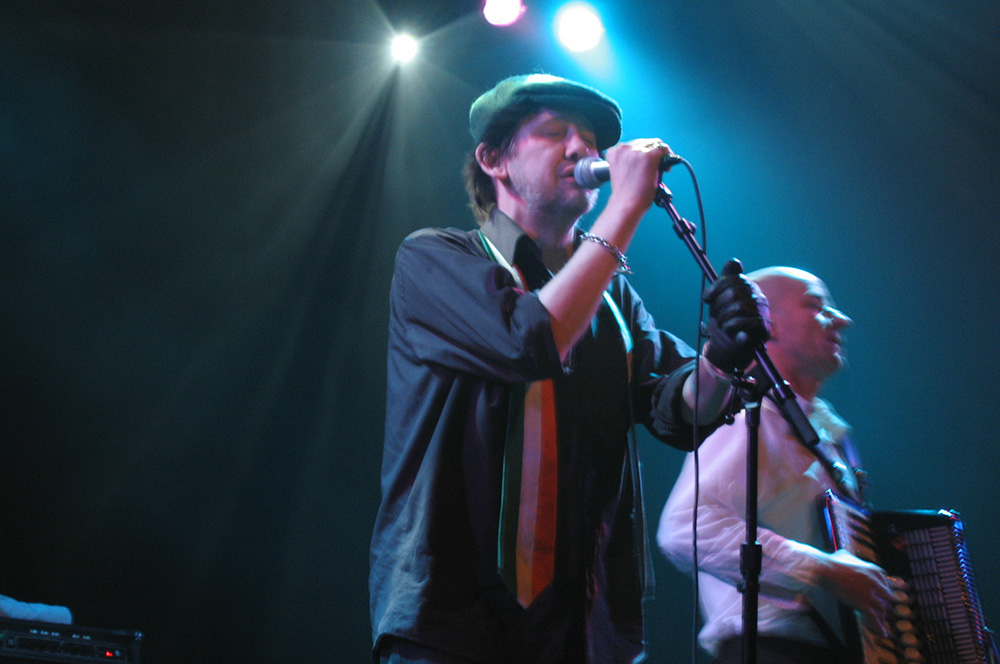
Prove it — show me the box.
[555,2,604,52]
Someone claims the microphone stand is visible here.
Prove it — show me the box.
[653,183,820,664]
[737,375,764,664]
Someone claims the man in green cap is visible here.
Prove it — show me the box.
[370,73,770,663]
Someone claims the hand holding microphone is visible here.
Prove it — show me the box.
[574,149,683,188]
[575,139,682,218]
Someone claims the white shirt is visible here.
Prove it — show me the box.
[657,395,861,655]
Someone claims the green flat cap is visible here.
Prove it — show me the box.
[469,73,622,151]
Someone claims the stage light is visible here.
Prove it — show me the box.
[555,2,604,53]
[483,0,526,27]
[390,33,419,63]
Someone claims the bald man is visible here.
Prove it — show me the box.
[657,267,896,664]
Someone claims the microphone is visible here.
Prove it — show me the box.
[573,154,683,188]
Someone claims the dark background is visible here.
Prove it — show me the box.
[2,1,998,662]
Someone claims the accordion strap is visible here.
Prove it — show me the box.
[813,441,865,505]
[765,394,867,505]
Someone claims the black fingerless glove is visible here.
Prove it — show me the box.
[703,258,771,374]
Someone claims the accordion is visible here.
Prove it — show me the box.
[822,490,996,664]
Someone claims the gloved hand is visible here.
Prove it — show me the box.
[703,258,770,374]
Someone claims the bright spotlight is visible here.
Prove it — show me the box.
[483,0,526,27]
[555,2,604,53]
[390,33,419,63]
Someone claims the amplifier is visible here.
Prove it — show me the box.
[0,618,141,663]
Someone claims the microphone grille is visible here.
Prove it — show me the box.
[574,157,606,188]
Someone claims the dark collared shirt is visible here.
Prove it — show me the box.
[370,210,725,663]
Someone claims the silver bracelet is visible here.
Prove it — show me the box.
[579,232,632,274]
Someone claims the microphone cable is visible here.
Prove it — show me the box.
[670,156,709,664]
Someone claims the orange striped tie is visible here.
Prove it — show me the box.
[512,378,558,606]
[493,235,560,607]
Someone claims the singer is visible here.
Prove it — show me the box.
[369,73,770,664]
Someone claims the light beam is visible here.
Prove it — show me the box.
[555,2,604,53]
